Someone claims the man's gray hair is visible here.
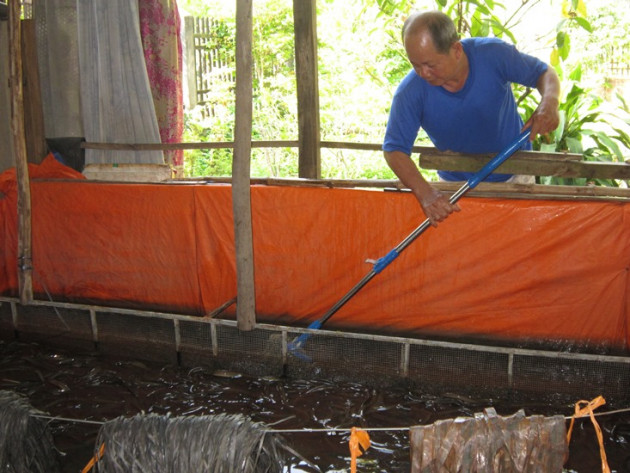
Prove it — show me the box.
[402,11,459,54]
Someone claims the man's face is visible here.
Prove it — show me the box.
[404,32,459,87]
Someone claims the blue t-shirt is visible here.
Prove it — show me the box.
[383,37,547,182]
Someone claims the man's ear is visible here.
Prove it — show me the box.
[451,41,464,58]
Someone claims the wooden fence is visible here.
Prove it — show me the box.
[604,46,630,77]
[183,16,235,111]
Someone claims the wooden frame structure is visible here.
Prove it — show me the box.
[6,0,630,331]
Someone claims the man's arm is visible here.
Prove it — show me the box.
[384,150,460,226]
[524,67,561,139]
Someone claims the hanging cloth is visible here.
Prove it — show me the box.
[77,0,164,165]
[139,0,184,170]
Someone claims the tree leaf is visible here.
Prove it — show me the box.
[573,17,592,33]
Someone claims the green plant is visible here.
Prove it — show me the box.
[518,66,630,186]
[183,109,234,177]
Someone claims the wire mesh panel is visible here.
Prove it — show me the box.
[95,312,175,346]
[179,318,213,352]
[283,331,404,384]
[511,354,630,402]
[10,304,93,342]
[94,312,178,363]
[1,297,630,402]
[407,343,511,394]
[214,324,277,357]
[0,302,15,336]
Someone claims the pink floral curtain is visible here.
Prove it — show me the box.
[139,0,184,171]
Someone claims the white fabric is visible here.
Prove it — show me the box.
[77,0,163,164]
[34,0,83,138]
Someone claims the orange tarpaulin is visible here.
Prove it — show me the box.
[1,157,629,350]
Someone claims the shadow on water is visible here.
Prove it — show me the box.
[1,339,630,472]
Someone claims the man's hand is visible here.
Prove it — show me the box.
[524,96,560,138]
[524,67,561,140]
[417,186,460,227]
[384,150,460,227]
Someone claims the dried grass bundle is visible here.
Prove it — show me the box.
[0,390,60,473]
[93,413,288,473]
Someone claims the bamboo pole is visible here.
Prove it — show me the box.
[293,0,321,178]
[233,0,256,331]
[9,0,33,304]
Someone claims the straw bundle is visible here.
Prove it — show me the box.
[92,413,288,473]
[0,390,60,473]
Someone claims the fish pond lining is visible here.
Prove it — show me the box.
[1,297,630,402]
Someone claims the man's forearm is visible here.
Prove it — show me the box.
[537,67,560,106]
[383,150,433,203]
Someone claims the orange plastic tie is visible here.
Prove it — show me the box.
[349,427,371,473]
[566,396,610,473]
[81,442,105,473]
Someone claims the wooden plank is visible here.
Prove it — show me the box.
[233,0,256,331]
[432,181,630,201]
[183,16,198,109]
[9,0,33,304]
[21,19,46,163]
[82,140,301,151]
[169,176,630,201]
[80,139,630,190]
[416,146,583,161]
[420,151,630,180]
[293,0,321,178]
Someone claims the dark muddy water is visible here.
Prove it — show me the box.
[1,339,629,472]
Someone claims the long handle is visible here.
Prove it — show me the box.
[291,129,531,348]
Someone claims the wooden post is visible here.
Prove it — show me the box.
[21,19,46,163]
[293,0,321,179]
[183,16,198,109]
[8,0,33,304]
[233,0,256,331]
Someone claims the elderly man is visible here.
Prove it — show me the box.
[383,11,560,226]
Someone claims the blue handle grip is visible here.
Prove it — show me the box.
[466,129,531,189]
[373,249,399,274]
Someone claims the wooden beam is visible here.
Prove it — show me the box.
[173,176,630,201]
[82,140,301,151]
[233,0,256,331]
[293,0,321,178]
[416,147,583,162]
[420,151,630,180]
[183,16,198,109]
[9,0,33,304]
[432,181,630,201]
[21,19,47,163]
[80,138,630,183]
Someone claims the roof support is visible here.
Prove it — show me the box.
[293,0,321,179]
[233,0,256,331]
[9,0,33,305]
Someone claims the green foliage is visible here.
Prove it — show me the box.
[181,0,300,178]
[518,74,630,186]
[562,1,630,76]
[183,108,234,177]
[439,0,517,44]
[180,0,630,186]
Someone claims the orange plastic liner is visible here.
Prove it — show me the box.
[1,158,629,349]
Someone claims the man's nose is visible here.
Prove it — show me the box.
[416,65,430,79]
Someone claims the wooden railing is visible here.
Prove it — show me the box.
[81,139,630,201]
